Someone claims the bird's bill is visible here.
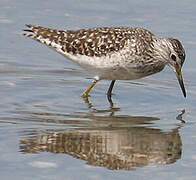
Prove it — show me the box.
[174,66,186,98]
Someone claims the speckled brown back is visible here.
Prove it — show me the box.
[23,25,155,57]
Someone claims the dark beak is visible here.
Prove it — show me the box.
[174,65,186,98]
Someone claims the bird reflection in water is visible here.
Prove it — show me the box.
[19,105,186,170]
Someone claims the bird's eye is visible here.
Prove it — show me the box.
[171,54,177,61]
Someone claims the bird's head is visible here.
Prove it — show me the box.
[155,37,186,98]
[166,38,186,98]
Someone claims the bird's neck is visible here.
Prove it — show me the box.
[152,37,170,65]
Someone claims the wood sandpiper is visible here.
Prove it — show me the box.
[23,25,186,99]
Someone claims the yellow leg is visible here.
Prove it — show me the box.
[81,79,99,98]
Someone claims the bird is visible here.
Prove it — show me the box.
[23,24,186,99]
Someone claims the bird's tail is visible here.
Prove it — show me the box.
[23,24,66,53]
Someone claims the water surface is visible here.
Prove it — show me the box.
[1,0,196,179]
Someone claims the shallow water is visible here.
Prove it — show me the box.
[1,0,196,179]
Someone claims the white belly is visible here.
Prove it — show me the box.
[63,50,145,80]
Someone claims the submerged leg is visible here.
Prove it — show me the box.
[107,80,116,97]
[81,79,99,98]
